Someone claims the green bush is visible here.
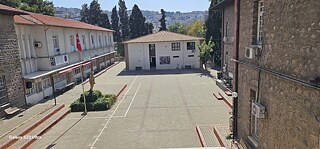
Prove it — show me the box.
[79,90,103,102]
[70,90,117,112]
[94,98,109,111]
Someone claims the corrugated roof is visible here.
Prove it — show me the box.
[123,31,204,44]
[0,4,28,15]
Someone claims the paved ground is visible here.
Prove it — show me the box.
[30,62,230,149]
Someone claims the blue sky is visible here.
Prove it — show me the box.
[51,0,211,12]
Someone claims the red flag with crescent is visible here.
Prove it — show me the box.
[76,33,83,52]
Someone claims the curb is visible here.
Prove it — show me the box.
[21,110,70,148]
[116,84,128,98]
[218,93,233,110]
[195,126,207,147]
[213,126,226,147]
[0,104,65,149]
[84,62,119,85]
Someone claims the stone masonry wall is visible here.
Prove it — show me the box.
[0,14,26,108]
[223,4,235,79]
[237,0,320,149]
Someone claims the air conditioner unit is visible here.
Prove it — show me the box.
[252,102,266,119]
[245,47,254,59]
[34,42,42,48]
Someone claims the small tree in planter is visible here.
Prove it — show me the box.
[198,39,214,70]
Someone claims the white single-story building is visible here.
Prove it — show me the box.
[123,31,204,70]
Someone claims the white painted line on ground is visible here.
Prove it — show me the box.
[123,83,141,117]
[89,76,138,149]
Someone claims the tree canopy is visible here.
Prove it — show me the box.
[168,22,187,34]
[205,0,222,66]
[159,9,167,31]
[80,0,111,29]
[129,4,146,39]
[0,0,55,16]
[187,20,205,37]
[111,6,120,42]
[118,0,130,41]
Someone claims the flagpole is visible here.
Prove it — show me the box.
[80,51,87,115]
[77,32,87,115]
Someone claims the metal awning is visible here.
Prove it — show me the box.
[23,51,115,80]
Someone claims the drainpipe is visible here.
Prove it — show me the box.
[232,0,240,140]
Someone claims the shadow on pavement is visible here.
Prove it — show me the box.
[117,68,206,76]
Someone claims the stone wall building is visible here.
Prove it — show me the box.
[212,0,320,149]
[0,5,28,116]
[226,0,320,148]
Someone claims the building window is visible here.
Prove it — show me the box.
[108,35,112,44]
[173,56,179,58]
[105,35,107,47]
[26,83,36,96]
[160,56,170,65]
[70,35,75,52]
[98,36,102,48]
[187,42,196,50]
[257,0,264,44]
[82,35,86,50]
[188,55,194,57]
[250,89,259,140]
[91,36,95,48]
[149,44,155,51]
[53,35,59,49]
[172,42,181,51]
[42,78,51,89]
[74,68,81,74]
[0,75,7,103]
[225,22,229,37]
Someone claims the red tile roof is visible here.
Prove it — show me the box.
[0,4,28,15]
[14,12,113,32]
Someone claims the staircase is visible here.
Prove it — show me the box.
[0,102,21,118]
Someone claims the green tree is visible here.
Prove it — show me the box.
[129,4,146,39]
[99,13,111,29]
[159,9,167,31]
[19,0,55,16]
[186,20,205,37]
[111,6,120,42]
[205,0,222,66]
[118,0,130,41]
[0,0,20,7]
[168,22,187,34]
[80,4,89,23]
[88,0,102,26]
[144,22,154,34]
[198,39,214,70]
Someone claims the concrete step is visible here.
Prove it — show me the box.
[0,103,11,109]
[0,104,65,149]
[13,108,69,148]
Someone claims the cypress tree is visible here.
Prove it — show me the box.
[159,9,167,31]
[205,0,222,66]
[111,6,120,42]
[88,0,102,26]
[80,4,89,23]
[129,4,146,39]
[100,13,111,29]
[118,0,130,41]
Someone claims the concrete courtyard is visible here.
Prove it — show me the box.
[31,62,230,149]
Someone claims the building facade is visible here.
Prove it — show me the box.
[124,31,203,70]
[14,12,116,105]
[0,5,28,116]
[212,0,235,90]
[222,0,320,148]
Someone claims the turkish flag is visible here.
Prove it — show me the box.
[76,33,83,52]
